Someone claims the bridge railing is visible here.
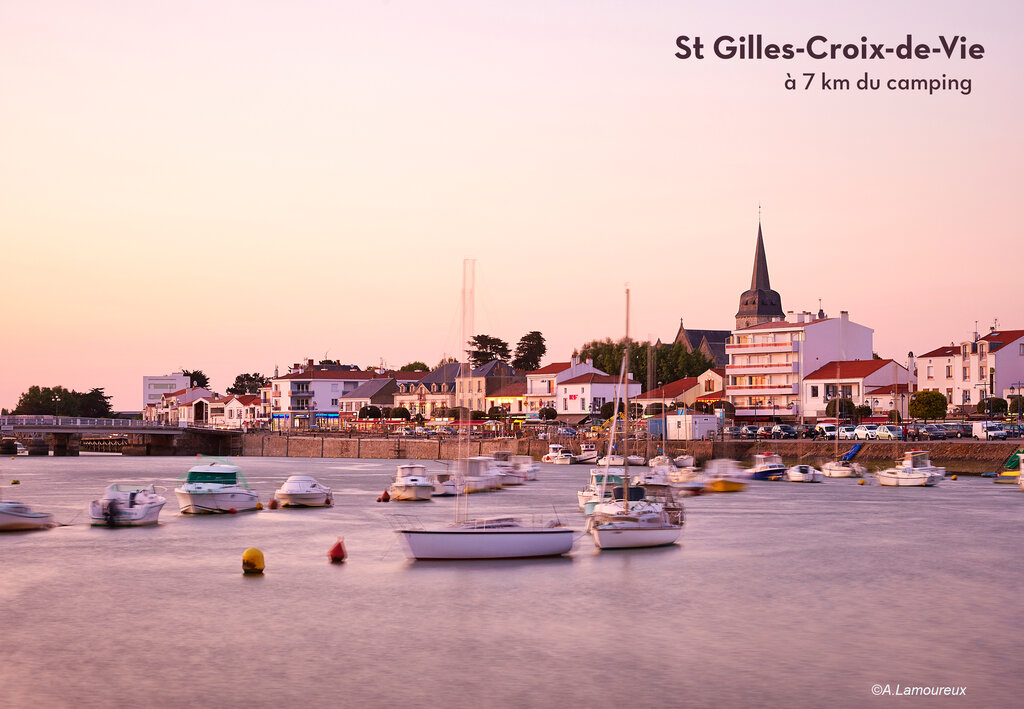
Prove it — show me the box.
[0,416,179,429]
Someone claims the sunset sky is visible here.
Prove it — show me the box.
[1,1,1019,410]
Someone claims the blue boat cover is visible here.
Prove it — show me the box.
[840,444,861,461]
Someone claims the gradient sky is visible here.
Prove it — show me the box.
[1,1,1019,410]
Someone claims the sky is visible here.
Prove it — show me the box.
[1,1,1020,410]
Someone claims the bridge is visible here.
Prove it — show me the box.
[0,416,240,456]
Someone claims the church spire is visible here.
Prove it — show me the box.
[750,222,771,291]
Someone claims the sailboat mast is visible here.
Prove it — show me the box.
[623,287,630,504]
[457,258,476,523]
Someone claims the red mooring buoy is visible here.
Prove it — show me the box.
[328,537,347,563]
[268,498,280,510]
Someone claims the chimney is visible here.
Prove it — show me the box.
[796,312,805,324]
[840,310,849,322]
[787,310,795,322]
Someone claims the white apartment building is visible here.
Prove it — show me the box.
[801,360,914,420]
[917,329,1024,413]
[270,367,426,428]
[556,373,642,416]
[525,357,605,413]
[726,310,873,420]
[142,372,190,409]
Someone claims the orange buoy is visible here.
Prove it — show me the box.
[328,537,347,563]
[268,498,280,510]
[381,490,390,502]
[228,507,238,514]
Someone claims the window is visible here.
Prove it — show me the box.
[563,398,567,409]
[810,385,819,398]
[963,367,969,381]
[945,365,952,378]
[926,366,933,379]
[946,388,953,402]
[963,391,970,403]
[330,399,338,406]
[705,379,713,392]
[979,366,985,380]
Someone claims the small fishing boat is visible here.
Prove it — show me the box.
[388,464,434,501]
[509,455,539,480]
[174,462,260,514]
[785,464,824,483]
[274,475,333,507]
[577,443,599,463]
[431,470,459,496]
[875,450,944,487]
[89,483,167,526]
[673,455,696,469]
[542,444,576,464]
[703,459,747,493]
[0,500,53,531]
[459,457,503,492]
[587,490,683,549]
[749,453,787,480]
[821,460,866,478]
[578,468,624,512]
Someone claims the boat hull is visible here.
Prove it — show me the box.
[388,484,434,501]
[876,472,939,487]
[750,468,786,481]
[590,525,681,549]
[275,492,332,507]
[398,528,575,560]
[705,479,745,493]
[0,512,53,531]
[175,489,260,513]
[821,462,864,478]
[89,501,165,526]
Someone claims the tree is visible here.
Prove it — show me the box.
[411,413,425,423]
[600,401,622,419]
[436,356,458,367]
[512,331,547,371]
[487,406,507,419]
[79,388,113,417]
[466,335,511,368]
[400,362,429,372]
[390,406,410,420]
[628,402,643,419]
[887,409,903,424]
[824,398,856,421]
[1009,396,1024,419]
[13,385,79,416]
[470,409,488,421]
[978,397,1007,416]
[359,405,382,419]
[181,369,210,389]
[853,405,872,423]
[646,403,665,416]
[908,390,947,422]
[226,373,270,395]
[713,401,736,416]
[448,406,470,421]
[538,407,557,421]
[577,338,714,388]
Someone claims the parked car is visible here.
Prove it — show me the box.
[907,424,945,441]
[838,426,857,440]
[875,424,902,440]
[723,426,742,438]
[1003,424,1022,438]
[853,424,878,440]
[814,423,837,440]
[755,426,774,439]
[556,427,578,436]
[793,424,816,439]
[939,422,969,438]
[771,424,797,439]
[740,425,760,439]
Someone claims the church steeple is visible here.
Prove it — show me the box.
[735,221,785,330]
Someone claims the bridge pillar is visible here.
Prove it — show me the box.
[50,433,81,456]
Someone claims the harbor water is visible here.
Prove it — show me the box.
[2,454,1021,708]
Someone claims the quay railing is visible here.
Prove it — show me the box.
[0,415,179,430]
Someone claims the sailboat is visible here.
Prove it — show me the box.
[586,288,683,550]
[397,260,575,560]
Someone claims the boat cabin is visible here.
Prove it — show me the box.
[752,453,784,468]
[184,464,241,485]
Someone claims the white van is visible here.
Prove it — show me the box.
[972,422,1006,440]
[814,423,837,440]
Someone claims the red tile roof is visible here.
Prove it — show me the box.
[234,395,261,405]
[634,377,698,400]
[530,362,571,375]
[804,359,892,380]
[561,373,635,386]
[981,330,1024,352]
[865,384,914,395]
[919,346,958,358]
[696,389,724,401]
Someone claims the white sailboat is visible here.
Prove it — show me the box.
[875,450,944,487]
[397,260,575,560]
[587,288,682,550]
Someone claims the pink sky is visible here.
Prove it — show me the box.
[1,1,1019,410]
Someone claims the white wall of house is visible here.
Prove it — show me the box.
[918,332,1024,412]
[801,362,913,419]
[142,373,189,409]
[556,378,642,415]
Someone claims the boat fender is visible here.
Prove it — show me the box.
[242,547,265,574]
[951,474,957,480]
[268,498,279,510]
[858,479,866,485]
[256,502,264,510]
[328,537,347,563]
[10,479,19,485]
[324,495,333,507]
[228,508,238,514]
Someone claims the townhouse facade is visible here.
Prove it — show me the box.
[916,329,1024,413]
[393,362,461,417]
[800,359,915,420]
[556,373,642,416]
[524,357,605,413]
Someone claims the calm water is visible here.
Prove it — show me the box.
[2,454,1021,709]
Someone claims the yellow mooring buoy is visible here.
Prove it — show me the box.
[858,479,866,485]
[951,474,957,480]
[242,547,265,575]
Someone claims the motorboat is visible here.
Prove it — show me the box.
[490,449,526,483]
[821,460,866,478]
[0,500,53,531]
[430,470,459,497]
[597,454,624,466]
[89,483,167,526]
[703,459,747,493]
[875,450,944,487]
[459,457,503,493]
[174,463,260,513]
[387,464,434,501]
[785,464,824,483]
[587,488,683,550]
[647,455,674,469]
[577,468,624,512]
[274,475,333,507]
[749,453,787,480]
[673,455,696,468]
[577,443,599,463]
[509,455,538,481]
[397,517,575,560]
[542,444,575,464]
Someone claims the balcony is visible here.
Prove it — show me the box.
[726,340,800,356]
[726,362,799,375]
[726,383,798,397]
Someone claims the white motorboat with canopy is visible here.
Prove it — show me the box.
[388,464,434,501]
[274,475,333,507]
[0,499,53,531]
[175,462,260,513]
